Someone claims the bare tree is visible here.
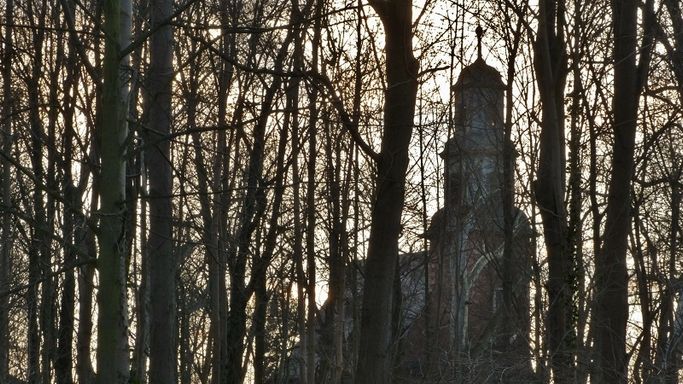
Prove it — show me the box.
[95,0,133,381]
[146,0,177,381]
[355,0,419,382]
[0,0,13,381]
[594,0,652,381]
[55,1,81,382]
[533,0,574,382]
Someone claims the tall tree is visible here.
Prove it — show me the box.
[25,2,49,381]
[533,0,573,382]
[147,0,176,381]
[594,0,651,382]
[355,0,419,382]
[305,2,321,382]
[95,0,132,381]
[55,1,81,382]
[0,0,13,381]
[224,2,305,381]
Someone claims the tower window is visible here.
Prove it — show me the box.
[493,287,504,312]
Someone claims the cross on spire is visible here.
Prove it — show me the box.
[476,24,484,59]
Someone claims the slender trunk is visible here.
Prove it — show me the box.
[131,34,149,381]
[533,1,572,381]
[305,10,320,379]
[128,1,146,380]
[568,3,590,382]
[147,0,176,381]
[225,3,303,382]
[275,283,293,384]
[355,1,418,382]
[132,174,150,384]
[347,7,364,378]
[666,184,681,382]
[179,285,192,384]
[215,2,237,381]
[77,55,100,383]
[25,2,48,381]
[290,31,307,384]
[594,0,642,381]
[632,211,653,384]
[253,276,268,384]
[324,118,346,383]
[0,0,13,380]
[55,5,80,380]
[95,0,132,380]
[190,98,223,384]
[77,194,97,384]
[305,136,317,384]
[502,7,524,372]
[253,94,291,383]
[338,140,354,383]
[585,69,600,384]
[185,41,225,382]
[43,3,69,378]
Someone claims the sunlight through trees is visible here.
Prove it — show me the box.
[0,0,682,383]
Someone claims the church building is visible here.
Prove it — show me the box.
[394,42,534,383]
[276,37,534,384]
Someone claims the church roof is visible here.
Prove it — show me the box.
[454,57,505,90]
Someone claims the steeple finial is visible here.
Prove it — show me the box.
[475,24,484,59]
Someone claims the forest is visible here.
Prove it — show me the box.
[0,0,681,383]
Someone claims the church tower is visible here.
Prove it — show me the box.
[444,46,505,215]
[421,29,533,383]
[273,29,534,384]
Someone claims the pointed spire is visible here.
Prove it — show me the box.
[475,24,484,60]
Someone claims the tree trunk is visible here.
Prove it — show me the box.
[55,4,80,380]
[77,198,97,384]
[26,2,48,381]
[42,4,66,379]
[95,0,132,381]
[323,116,346,383]
[132,186,150,384]
[147,0,177,381]
[0,0,13,380]
[224,3,303,382]
[290,24,307,383]
[253,93,291,383]
[533,0,573,382]
[594,0,643,381]
[253,276,268,384]
[355,1,418,382]
[305,2,321,382]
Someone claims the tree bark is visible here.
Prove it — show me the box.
[25,2,49,381]
[290,23,308,384]
[533,0,573,382]
[95,0,132,381]
[55,3,80,380]
[253,93,291,383]
[0,0,13,381]
[147,0,177,381]
[355,1,418,382]
[323,116,346,383]
[77,199,97,384]
[594,0,646,381]
[305,2,321,382]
